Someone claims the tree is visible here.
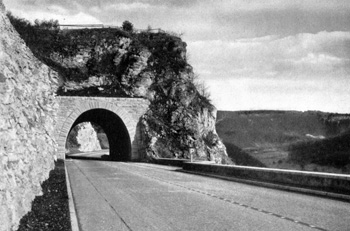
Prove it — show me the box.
[147,25,152,32]
[34,18,59,30]
[122,20,133,32]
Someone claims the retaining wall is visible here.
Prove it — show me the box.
[0,2,59,230]
[153,158,191,167]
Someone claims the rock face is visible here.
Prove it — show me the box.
[66,122,102,153]
[66,122,108,152]
[141,107,229,163]
[76,122,102,152]
[0,2,58,230]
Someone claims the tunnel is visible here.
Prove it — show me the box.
[67,108,131,161]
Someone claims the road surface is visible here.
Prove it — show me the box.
[66,159,350,231]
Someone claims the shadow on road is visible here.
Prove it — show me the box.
[66,154,112,161]
[66,150,113,161]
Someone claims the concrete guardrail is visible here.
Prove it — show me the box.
[182,162,350,196]
[153,158,191,167]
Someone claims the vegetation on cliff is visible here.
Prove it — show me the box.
[8,13,229,163]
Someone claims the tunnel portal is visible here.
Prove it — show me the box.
[55,96,150,161]
[69,109,131,161]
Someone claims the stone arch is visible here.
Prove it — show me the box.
[56,99,137,161]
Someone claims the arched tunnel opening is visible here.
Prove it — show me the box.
[66,122,109,154]
[65,109,131,161]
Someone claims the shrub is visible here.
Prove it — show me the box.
[122,20,133,32]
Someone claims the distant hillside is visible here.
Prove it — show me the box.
[216,110,350,173]
[223,142,265,167]
[289,133,350,168]
[216,110,350,149]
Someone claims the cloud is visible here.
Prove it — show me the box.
[4,0,199,12]
[109,2,151,11]
[216,0,350,12]
[209,1,350,39]
[3,0,103,24]
[188,31,350,80]
[188,31,350,112]
[8,7,102,24]
[4,0,350,41]
[205,77,350,113]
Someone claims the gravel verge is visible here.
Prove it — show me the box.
[17,159,72,231]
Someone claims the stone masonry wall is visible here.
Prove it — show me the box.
[0,1,59,230]
[55,96,150,160]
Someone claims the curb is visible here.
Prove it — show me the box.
[179,169,350,202]
[65,161,80,231]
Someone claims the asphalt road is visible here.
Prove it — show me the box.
[66,159,350,231]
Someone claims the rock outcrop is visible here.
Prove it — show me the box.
[14,24,230,163]
[0,1,58,230]
[7,9,231,163]
[76,122,102,152]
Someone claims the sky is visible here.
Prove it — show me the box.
[3,0,350,113]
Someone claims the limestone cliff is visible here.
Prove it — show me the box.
[0,2,58,230]
[9,17,230,163]
[67,122,102,152]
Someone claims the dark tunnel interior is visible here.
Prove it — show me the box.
[68,109,131,161]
